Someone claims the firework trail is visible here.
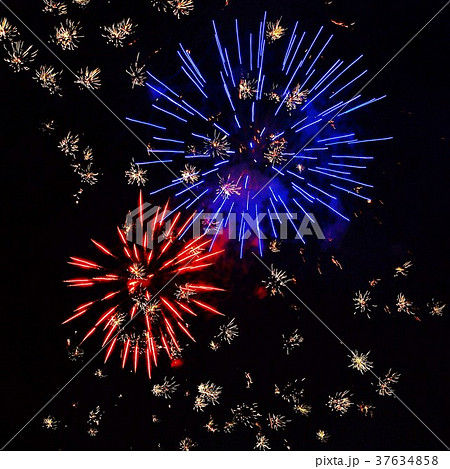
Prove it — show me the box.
[127,15,391,256]
[64,193,225,378]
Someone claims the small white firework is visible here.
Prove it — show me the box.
[267,413,290,431]
[327,390,353,416]
[282,329,304,355]
[217,174,241,199]
[0,17,19,42]
[180,164,200,184]
[54,19,83,50]
[394,260,413,277]
[205,131,230,159]
[263,265,294,296]
[377,369,400,396]
[43,415,59,430]
[4,41,38,72]
[78,164,99,185]
[126,53,146,88]
[255,433,271,451]
[75,67,101,90]
[101,18,136,47]
[169,0,194,19]
[353,290,376,317]
[396,293,413,315]
[197,381,222,405]
[264,138,287,166]
[266,18,287,43]
[231,403,261,427]
[33,65,63,95]
[42,0,68,15]
[428,299,446,316]
[316,429,330,443]
[174,283,197,301]
[293,403,312,416]
[58,131,79,156]
[73,0,91,6]
[87,405,103,427]
[238,78,257,100]
[179,436,197,451]
[348,350,374,374]
[152,377,179,399]
[217,318,239,344]
[125,161,148,186]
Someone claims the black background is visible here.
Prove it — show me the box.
[1,0,449,451]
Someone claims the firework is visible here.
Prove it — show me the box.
[126,53,146,88]
[216,174,241,199]
[428,299,446,316]
[179,436,197,451]
[394,260,413,277]
[266,18,287,43]
[4,41,37,72]
[268,239,281,252]
[67,344,84,361]
[151,1,168,12]
[64,195,225,378]
[204,417,219,433]
[282,329,304,354]
[152,377,179,398]
[0,17,18,41]
[125,161,148,186]
[353,290,376,317]
[396,293,413,315]
[255,433,271,450]
[54,19,83,50]
[263,265,294,296]
[267,413,290,431]
[128,17,388,255]
[358,402,375,417]
[87,405,103,427]
[238,78,257,100]
[42,416,59,430]
[42,0,68,15]
[73,0,91,6]
[33,65,63,95]
[102,18,136,48]
[180,164,200,184]
[59,131,79,156]
[293,403,312,416]
[316,429,330,443]
[198,381,222,404]
[94,368,107,378]
[231,403,261,427]
[377,369,400,396]
[87,428,98,437]
[41,120,56,134]
[348,350,373,374]
[327,390,353,415]
[275,379,304,404]
[169,0,194,19]
[75,67,101,90]
[78,164,99,185]
[217,317,239,344]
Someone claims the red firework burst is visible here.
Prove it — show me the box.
[64,193,225,378]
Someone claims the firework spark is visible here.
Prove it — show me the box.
[54,19,83,50]
[353,290,376,317]
[377,369,400,396]
[64,195,225,378]
[266,18,287,43]
[42,0,68,15]
[231,403,261,428]
[43,416,59,430]
[179,436,197,451]
[217,317,239,344]
[267,413,290,431]
[102,18,136,48]
[396,293,413,315]
[4,41,37,72]
[75,67,101,90]
[126,53,146,88]
[169,0,194,19]
[316,429,330,443]
[282,329,304,355]
[180,164,200,184]
[263,265,294,296]
[255,433,271,450]
[33,65,63,95]
[327,390,353,415]
[152,376,179,398]
[428,299,446,316]
[0,18,18,41]
[394,260,413,277]
[125,161,148,186]
[348,350,373,374]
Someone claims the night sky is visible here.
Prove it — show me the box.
[1,0,449,451]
